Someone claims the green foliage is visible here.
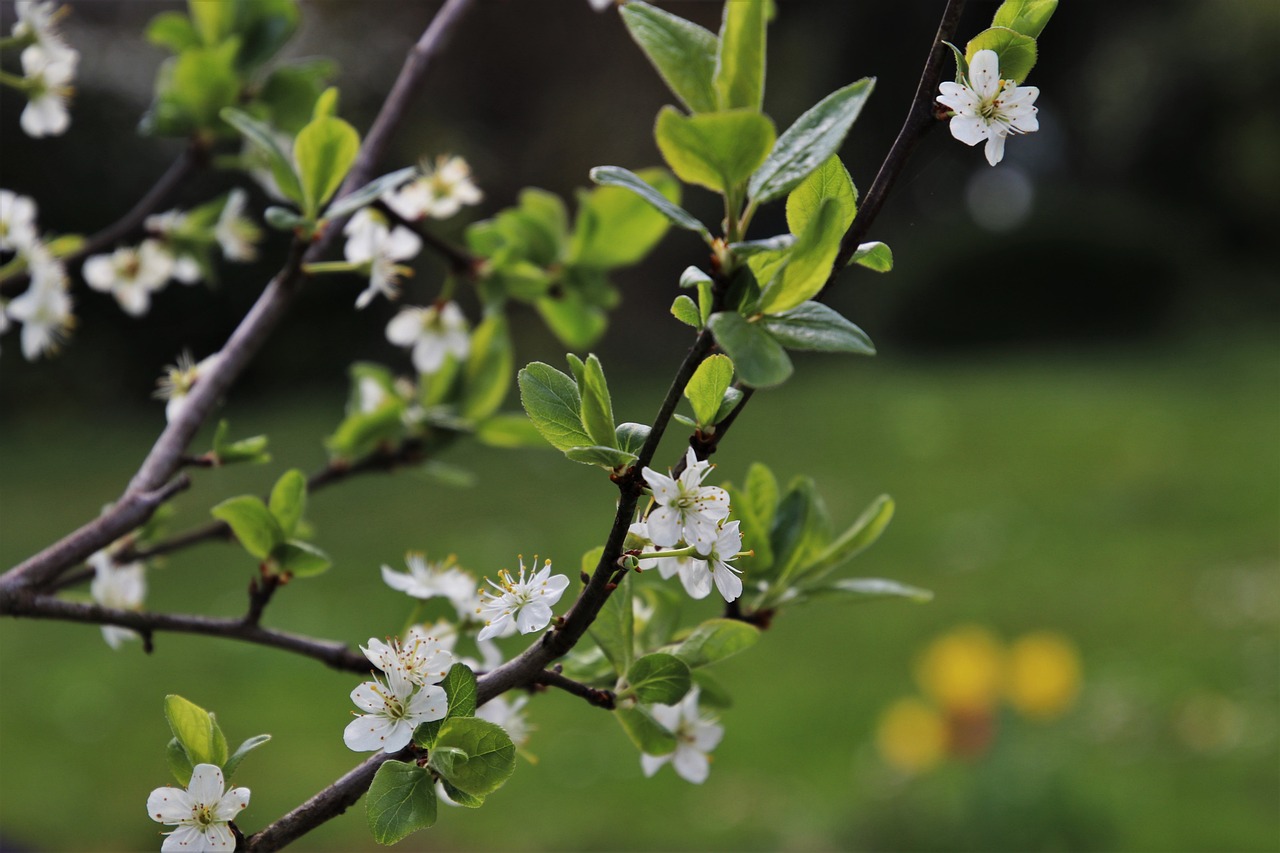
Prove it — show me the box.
[211,420,271,465]
[294,98,360,218]
[257,58,339,134]
[475,415,546,449]
[429,718,517,797]
[684,354,736,428]
[756,197,844,315]
[769,475,830,586]
[615,422,651,456]
[143,43,240,137]
[164,695,228,781]
[614,705,677,756]
[222,107,305,205]
[785,155,856,238]
[518,362,592,452]
[166,738,194,787]
[210,495,283,560]
[992,0,1058,39]
[222,733,271,781]
[619,1,719,113]
[274,541,331,577]
[460,314,513,423]
[758,302,876,355]
[580,354,619,449]
[794,494,894,583]
[569,168,682,268]
[210,470,331,576]
[326,363,408,460]
[268,469,307,538]
[589,572,634,676]
[589,166,711,239]
[366,760,437,845]
[714,0,768,112]
[625,653,693,704]
[849,240,893,272]
[799,577,934,605]
[415,663,479,750]
[707,311,793,388]
[966,27,1038,84]
[655,107,776,196]
[674,619,761,669]
[671,294,702,328]
[323,166,418,223]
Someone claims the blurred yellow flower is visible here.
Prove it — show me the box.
[1004,631,1082,720]
[876,697,948,774]
[915,625,1005,714]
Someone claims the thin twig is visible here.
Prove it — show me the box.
[534,668,616,710]
[372,199,480,278]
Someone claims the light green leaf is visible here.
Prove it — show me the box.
[564,445,638,469]
[146,12,200,53]
[172,43,240,129]
[758,302,876,355]
[570,168,681,268]
[680,265,713,288]
[966,27,1038,84]
[729,233,795,257]
[803,577,934,604]
[615,422,651,456]
[785,155,856,237]
[849,241,893,272]
[475,414,546,449]
[654,107,777,195]
[188,0,233,44]
[748,78,875,203]
[325,400,405,461]
[221,108,304,205]
[714,0,767,112]
[707,311,793,388]
[430,718,517,797]
[518,362,592,452]
[461,314,513,423]
[674,619,761,669]
[294,114,360,218]
[589,166,710,239]
[164,695,223,769]
[588,572,634,676]
[745,461,779,527]
[166,738,194,786]
[757,197,845,315]
[275,540,331,578]
[798,494,894,580]
[615,705,677,756]
[535,292,608,350]
[619,1,719,113]
[626,653,692,705]
[992,0,1057,38]
[366,760,437,845]
[211,420,270,465]
[210,496,284,560]
[580,354,618,448]
[268,469,307,537]
[671,294,701,328]
[322,166,418,223]
[222,734,271,781]
[685,354,735,427]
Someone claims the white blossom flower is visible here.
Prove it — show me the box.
[343,667,447,753]
[693,519,745,603]
[640,688,724,784]
[0,190,39,253]
[146,763,249,853]
[19,44,76,138]
[629,520,707,600]
[214,188,259,262]
[143,211,205,284]
[12,2,75,58]
[385,301,470,375]
[381,552,478,614]
[476,557,570,642]
[937,49,1039,167]
[641,447,731,555]
[587,0,617,10]
[384,156,482,221]
[88,550,146,649]
[155,351,221,423]
[145,209,187,237]
[343,208,421,309]
[83,240,174,317]
[6,242,73,360]
[477,695,531,748]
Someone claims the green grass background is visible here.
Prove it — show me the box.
[1,337,1277,851]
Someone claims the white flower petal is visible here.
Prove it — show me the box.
[640,753,669,777]
[187,764,226,807]
[148,785,195,824]
[645,505,682,547]
[679,560,713,599]
[161,826,204,852]
[350,681,388,714]
[949,115,989,147]
[712,561,743,602]
[984,132,1008,166]
[213,786,250,822]
[672,744,711,784]
[969,49,1002,100]
[343,714,396,752]
[202,822,236,850]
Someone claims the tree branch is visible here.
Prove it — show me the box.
[533,668,616,710]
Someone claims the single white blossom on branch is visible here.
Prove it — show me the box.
[155,351,221,423]
[343,666,447,753]
[641,447,731,555]
[88,550,146,649]
[936,49,1039,167]
[6,242,73,360]
[146,763,249,853]
[83,240,174,317]
[384,155,482,221]
[0,189,39,253]
[476,557,570,641]
[640,688,724,784]
[18,44,77,138]
[385,301,470,375]
[343,208,422,308]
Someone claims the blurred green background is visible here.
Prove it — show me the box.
[1,1,1277,851]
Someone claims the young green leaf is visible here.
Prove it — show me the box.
[785,155,856,237]
[414,663,479,749]
[210,496,284,560]
[147,12,200,53]
[992,0,1057,39]
[535,292,608,350]
[615,705,677,756]
[164,695,224,769]
[671,294,701,328]
[615,422,651,456]
[570,168,681,269]
[797,494,894,580]
[744,462,780,527]
[770,476,831,587]
[166,738,194,786]
[430,718,517,797]
[294,114,360,218]
[655,107,776,195]
[475,415,547,449]
[212,420,270,465]
[189,0,234,45]
[275,541,331,578]
[366,760,437,845]
[684,354,735,427]
[221,108,304,205]
[222,734,271,781]
[674,619,761,669]
[589,166,711,239]
[729,233,795,258]
[966,27,1038,84]
[849,241,893,272]
[517,362,593,452]
[619,1,719,113]
[714,0,767,112]
[748,78,875,204]
[460,313,513,423]
[588,571,634,675]
[580,354,618,449]
[707,311,793,388]
[756,197,844,315]
[758,302,876,355]
[626,653,693,705]
[268,469,307,537]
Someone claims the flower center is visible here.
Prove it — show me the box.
[193,804,216,829]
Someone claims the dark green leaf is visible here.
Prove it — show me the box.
[517,362,592,452]
[707,312,793,388]
[589,166,710,239]
[674,619,760,669]
[615,705,677,756]
[615,422,651,456]
[588,572,634,675]
[166,738,194,786]
[366,760,437,845]
[440,779,485,808]
[210,496,284,560]
[620,1,719,113]
[626,653,692,705]
[758,302,876,354]
[430,718,517,797]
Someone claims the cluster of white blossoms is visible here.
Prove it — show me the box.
[476,557,571,642]
[6,2,79,138]
[343,208,423,309]
[383,155,482,222]
[88,549,147,649]
[344,626,455,753]
[640,688,724,784]
[633,448,745,602]
[385,300,470,375]
[937,49,1040,167]
[1,189,74,360]
[147,763,249,853]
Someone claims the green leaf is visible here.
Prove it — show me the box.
[210,496,284,560]
[475,414,547,449]
[685,354,735,427]
[517,362,592,452]
[221,108,304,205]
[626,653,692,705]
[615,705,677,756]
[164,695,224,768]
[680,265,713,288]
[171,43,240,129]
[729,233,795,257]
[325,400,405,461]
[620,1,719,113]
[461,314,513,423]
[770,476,830,587]
[588,572,634,676]
[323,166,418,223]
[785,155,856,237]
[655,107,776,195]
[756,197,844,315]
[588,166,710,239]
[311,86,339,120]
[966,27,1038,84]
[671,294,701,328]
[713,386,744,423]
[691,670,734,709]
[726,481,773,575]
[535,292,608,350]
[714,0,767,112]
[800,577,934,604]
[222,734,271,781]
[147,12,201,53]
[211,420,270,465]
[294,114,360,218]
[275,540,331,578]
[439,780,485,808]
[849,240,893,272]
[366,760,437,845]
[748,78,875,204]
[707,311,793,388]
[232,0,301,71]
[166,738,194,786]
[570,168,681,269]
[992,0,1057,38]
[615,422,651,456]
[414,663,479,749]
[744,462,779,527]
[674,619,760,669]
[758,302,876,355]
[430,718,517,797]
[580,354,618,448]
[189,0,234,44]
[268,469,307,537]
[564,445,637,470]
[257,58,338,134]
[798,494,894,580]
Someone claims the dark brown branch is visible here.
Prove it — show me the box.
[534,668,616,710]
